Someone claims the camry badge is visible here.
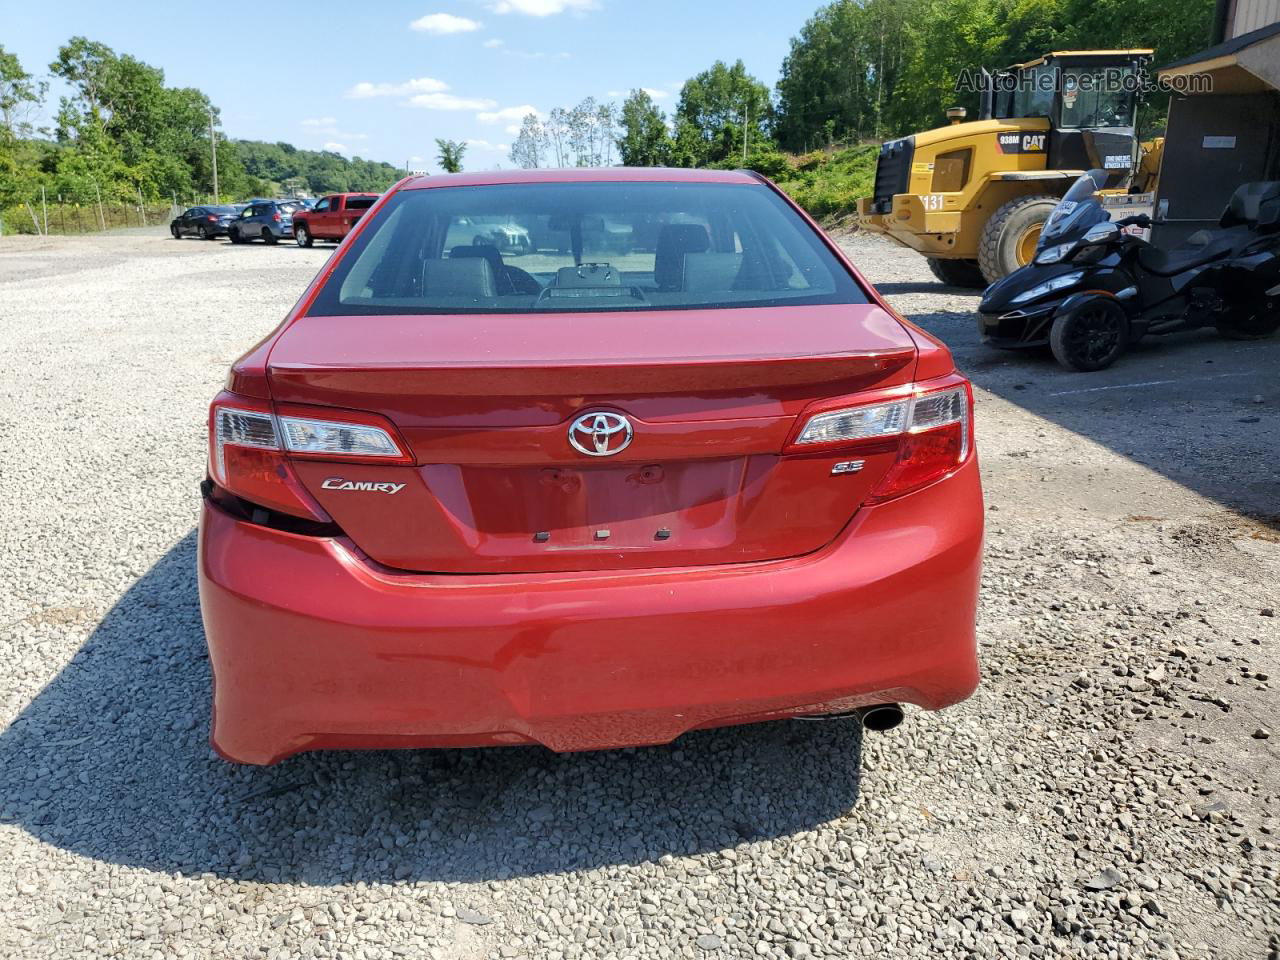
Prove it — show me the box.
[321,478,405,494]
[568,412,633,457]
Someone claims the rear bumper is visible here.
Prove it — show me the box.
[199,458,983,764]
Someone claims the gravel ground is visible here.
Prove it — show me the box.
[0,228,1276,960]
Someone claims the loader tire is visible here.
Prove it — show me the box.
[927,257,988,289]
[978,194,1059,284]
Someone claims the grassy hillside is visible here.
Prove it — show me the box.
[771,145,878,224]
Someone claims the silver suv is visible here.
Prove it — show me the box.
[227,201,301,244]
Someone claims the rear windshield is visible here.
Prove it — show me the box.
[346,195,378,210]
[306,181,868,315]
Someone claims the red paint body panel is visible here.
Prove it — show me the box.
[199,455,982,765]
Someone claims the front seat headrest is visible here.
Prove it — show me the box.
[450,244,512,293]
[654,224,710,290]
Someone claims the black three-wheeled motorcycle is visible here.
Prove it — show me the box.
[978,170,1280,371]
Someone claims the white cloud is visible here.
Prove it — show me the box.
[477,104,541,124]
[346,76,497,112]
[410,12,482,33]
[346,77,449,99]
[464,138,509,152]
[491,0,596,14]
[504,124,522,135]
[409,92,498,111]
[483,38,504,47]
[301,116,337,126]
[324,142,347,152]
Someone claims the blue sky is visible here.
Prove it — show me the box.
[4,0,816,173]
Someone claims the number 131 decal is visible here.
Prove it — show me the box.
[922,194,945,210]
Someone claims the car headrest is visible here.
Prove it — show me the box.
[682,252,745,292]
[450,244,504,271]
[1221,181,1280,232]
[654,224,710,290]
[421,258,496,299]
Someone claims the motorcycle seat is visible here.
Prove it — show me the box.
[1136,226,1252,277]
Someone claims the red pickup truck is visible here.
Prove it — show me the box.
[293,193,380,247]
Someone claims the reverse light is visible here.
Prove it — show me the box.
[279,416,403,459]
[794,399,909,446]
[790,380,974,502]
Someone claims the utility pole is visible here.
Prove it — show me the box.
[209,107,219,201]
[742,102,751,164]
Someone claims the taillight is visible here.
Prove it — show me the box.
[272,212,282,222]
[206,215,218,222]
[208,393,412,520]
[788,377,973,502]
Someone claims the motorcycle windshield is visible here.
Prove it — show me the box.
[1039,170,1110,247]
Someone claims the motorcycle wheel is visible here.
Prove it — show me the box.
[1050,297,1130,372]
[1216,297,1280,340]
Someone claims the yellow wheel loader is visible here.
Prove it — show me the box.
[856,50,1155,286]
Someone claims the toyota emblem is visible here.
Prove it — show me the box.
[568,411,633,457]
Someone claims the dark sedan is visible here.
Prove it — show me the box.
[170,206,241,240]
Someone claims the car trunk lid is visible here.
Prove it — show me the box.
[268,305,918,573]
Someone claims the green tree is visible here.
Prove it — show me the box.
[0,46,49,212]
[510,113,546,169]
[617,89,671,166]
[774,0,1214,147]
[48,36,247,200]
[667,118,706,169]
[775,0,924,149]
[233,140,400,195]
[675,60,772,166]
[0,45,47,139]
[435,138,466,173]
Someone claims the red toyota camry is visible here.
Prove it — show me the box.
[198,168,983,765]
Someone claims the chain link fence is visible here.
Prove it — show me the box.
[0,192,182,237]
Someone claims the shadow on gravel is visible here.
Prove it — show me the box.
[901,306,1280,519]
[875,281,984,297]
[0,532,863,884]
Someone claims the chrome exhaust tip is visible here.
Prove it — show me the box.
[857,703,904,732]
[790,703,904,731]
